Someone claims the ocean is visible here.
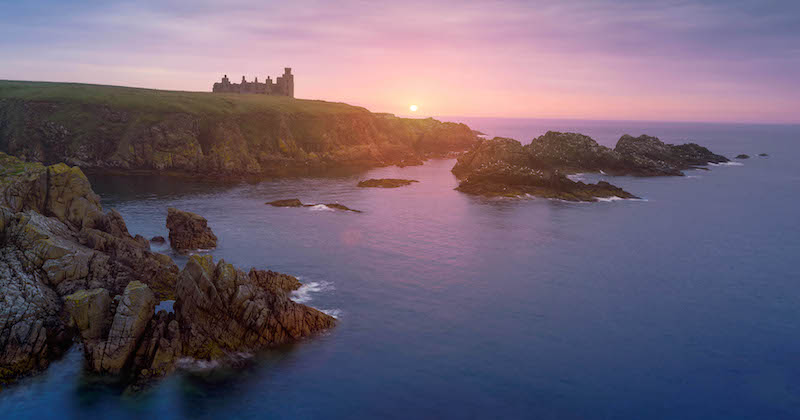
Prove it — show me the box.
[1,118,799,419]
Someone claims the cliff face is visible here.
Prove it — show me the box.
[0,81,477,177]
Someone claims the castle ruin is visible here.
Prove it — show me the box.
[212,67,294,97]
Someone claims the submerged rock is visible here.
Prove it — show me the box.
[357,178,418,188]
[758,153,769,157]
[266,199,362,212]
[150,236,166,244]
[266,199,304,207]
[166,208,217,251]
[735,154,750,159]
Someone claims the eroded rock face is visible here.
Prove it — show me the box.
[526,131,624,173]
[166,207,217,251]
[175,255,335,359]
[613,134,728,175]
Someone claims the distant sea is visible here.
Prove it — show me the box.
[2,118,799,419]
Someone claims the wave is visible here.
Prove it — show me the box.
[567,173,586,182]
[709,161,743,166]
[321,309,342,319]
[308,204,334,212]
[290,281,334,304]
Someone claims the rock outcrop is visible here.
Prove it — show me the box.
[452,132,729,200]
[357,179,418,188]
[452,137,637,201]
[736,154,750,159]
[0,81,479,178]
[166,207,217,251]
[0,153,335,388]
[266,199,361,212]
[175,256,334,359]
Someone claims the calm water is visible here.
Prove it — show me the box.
[2,119,800,419]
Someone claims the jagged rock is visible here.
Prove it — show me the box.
[248,268,302,295]
[320,203,361,213]
[64,288,111,340]
[150,236,165,244]
[735,154,750,159]
[526,131,624,173]
[357,178,418,188]
[175,255,335,359]
[0,243,70,384]
[614,134,728,175]
[166,207,217,251]
[451,137,530,177]
[95,281,156,374]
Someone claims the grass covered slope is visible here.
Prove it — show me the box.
[0,80,477,176]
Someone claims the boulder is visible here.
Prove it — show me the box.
[150,236,166,244]
[736,154,750,159]
[166,207,217,251]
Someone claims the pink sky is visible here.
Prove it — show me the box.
[2,1,799,123]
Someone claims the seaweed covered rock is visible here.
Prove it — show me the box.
[166,207,217,251]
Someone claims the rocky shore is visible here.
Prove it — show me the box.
[452,132,729,200]
[0,152,334,389]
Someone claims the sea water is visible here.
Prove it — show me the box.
[1,119,799,419]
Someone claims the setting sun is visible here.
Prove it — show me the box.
[409,104,418,112]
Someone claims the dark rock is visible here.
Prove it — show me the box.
[736,154,750,159]
[614,135,728,175]
[452,137,530,177]
[357,178,418,188]
[166,208,217,251]
[267,199,361,212]
[526,131,624,173]
[175,255,335,360]
[758,153,768,157]
[266,198,304,207]
[150,236,166,244]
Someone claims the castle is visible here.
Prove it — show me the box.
[212,67,294,97]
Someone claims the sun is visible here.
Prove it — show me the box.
[409,104,418,112]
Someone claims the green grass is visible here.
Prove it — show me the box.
[0,80,368,117]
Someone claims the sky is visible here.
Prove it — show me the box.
[1,0,799,123]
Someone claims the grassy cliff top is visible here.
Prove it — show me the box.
[0,80,370,117]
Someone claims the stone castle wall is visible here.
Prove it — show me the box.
[212,67,294,97]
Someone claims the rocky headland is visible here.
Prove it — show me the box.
[452,132,728,200]
[0,81,478,179]
[0,152,334,388]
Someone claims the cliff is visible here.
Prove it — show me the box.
[0,81,478,177]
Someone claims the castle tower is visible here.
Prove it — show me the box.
[283,68,294,98]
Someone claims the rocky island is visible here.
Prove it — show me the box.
[452,132,729,200]
[0,81,478,178]
[0,152,334,389]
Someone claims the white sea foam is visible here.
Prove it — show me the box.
[567,173,586,182]
[595,196,626,202]
[290,281,334,303]
[309,204,334,212]
[709,161,743,166]
[321,309,342,319]
[177,357,220,371]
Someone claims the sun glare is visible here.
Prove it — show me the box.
[409,104,418,112]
